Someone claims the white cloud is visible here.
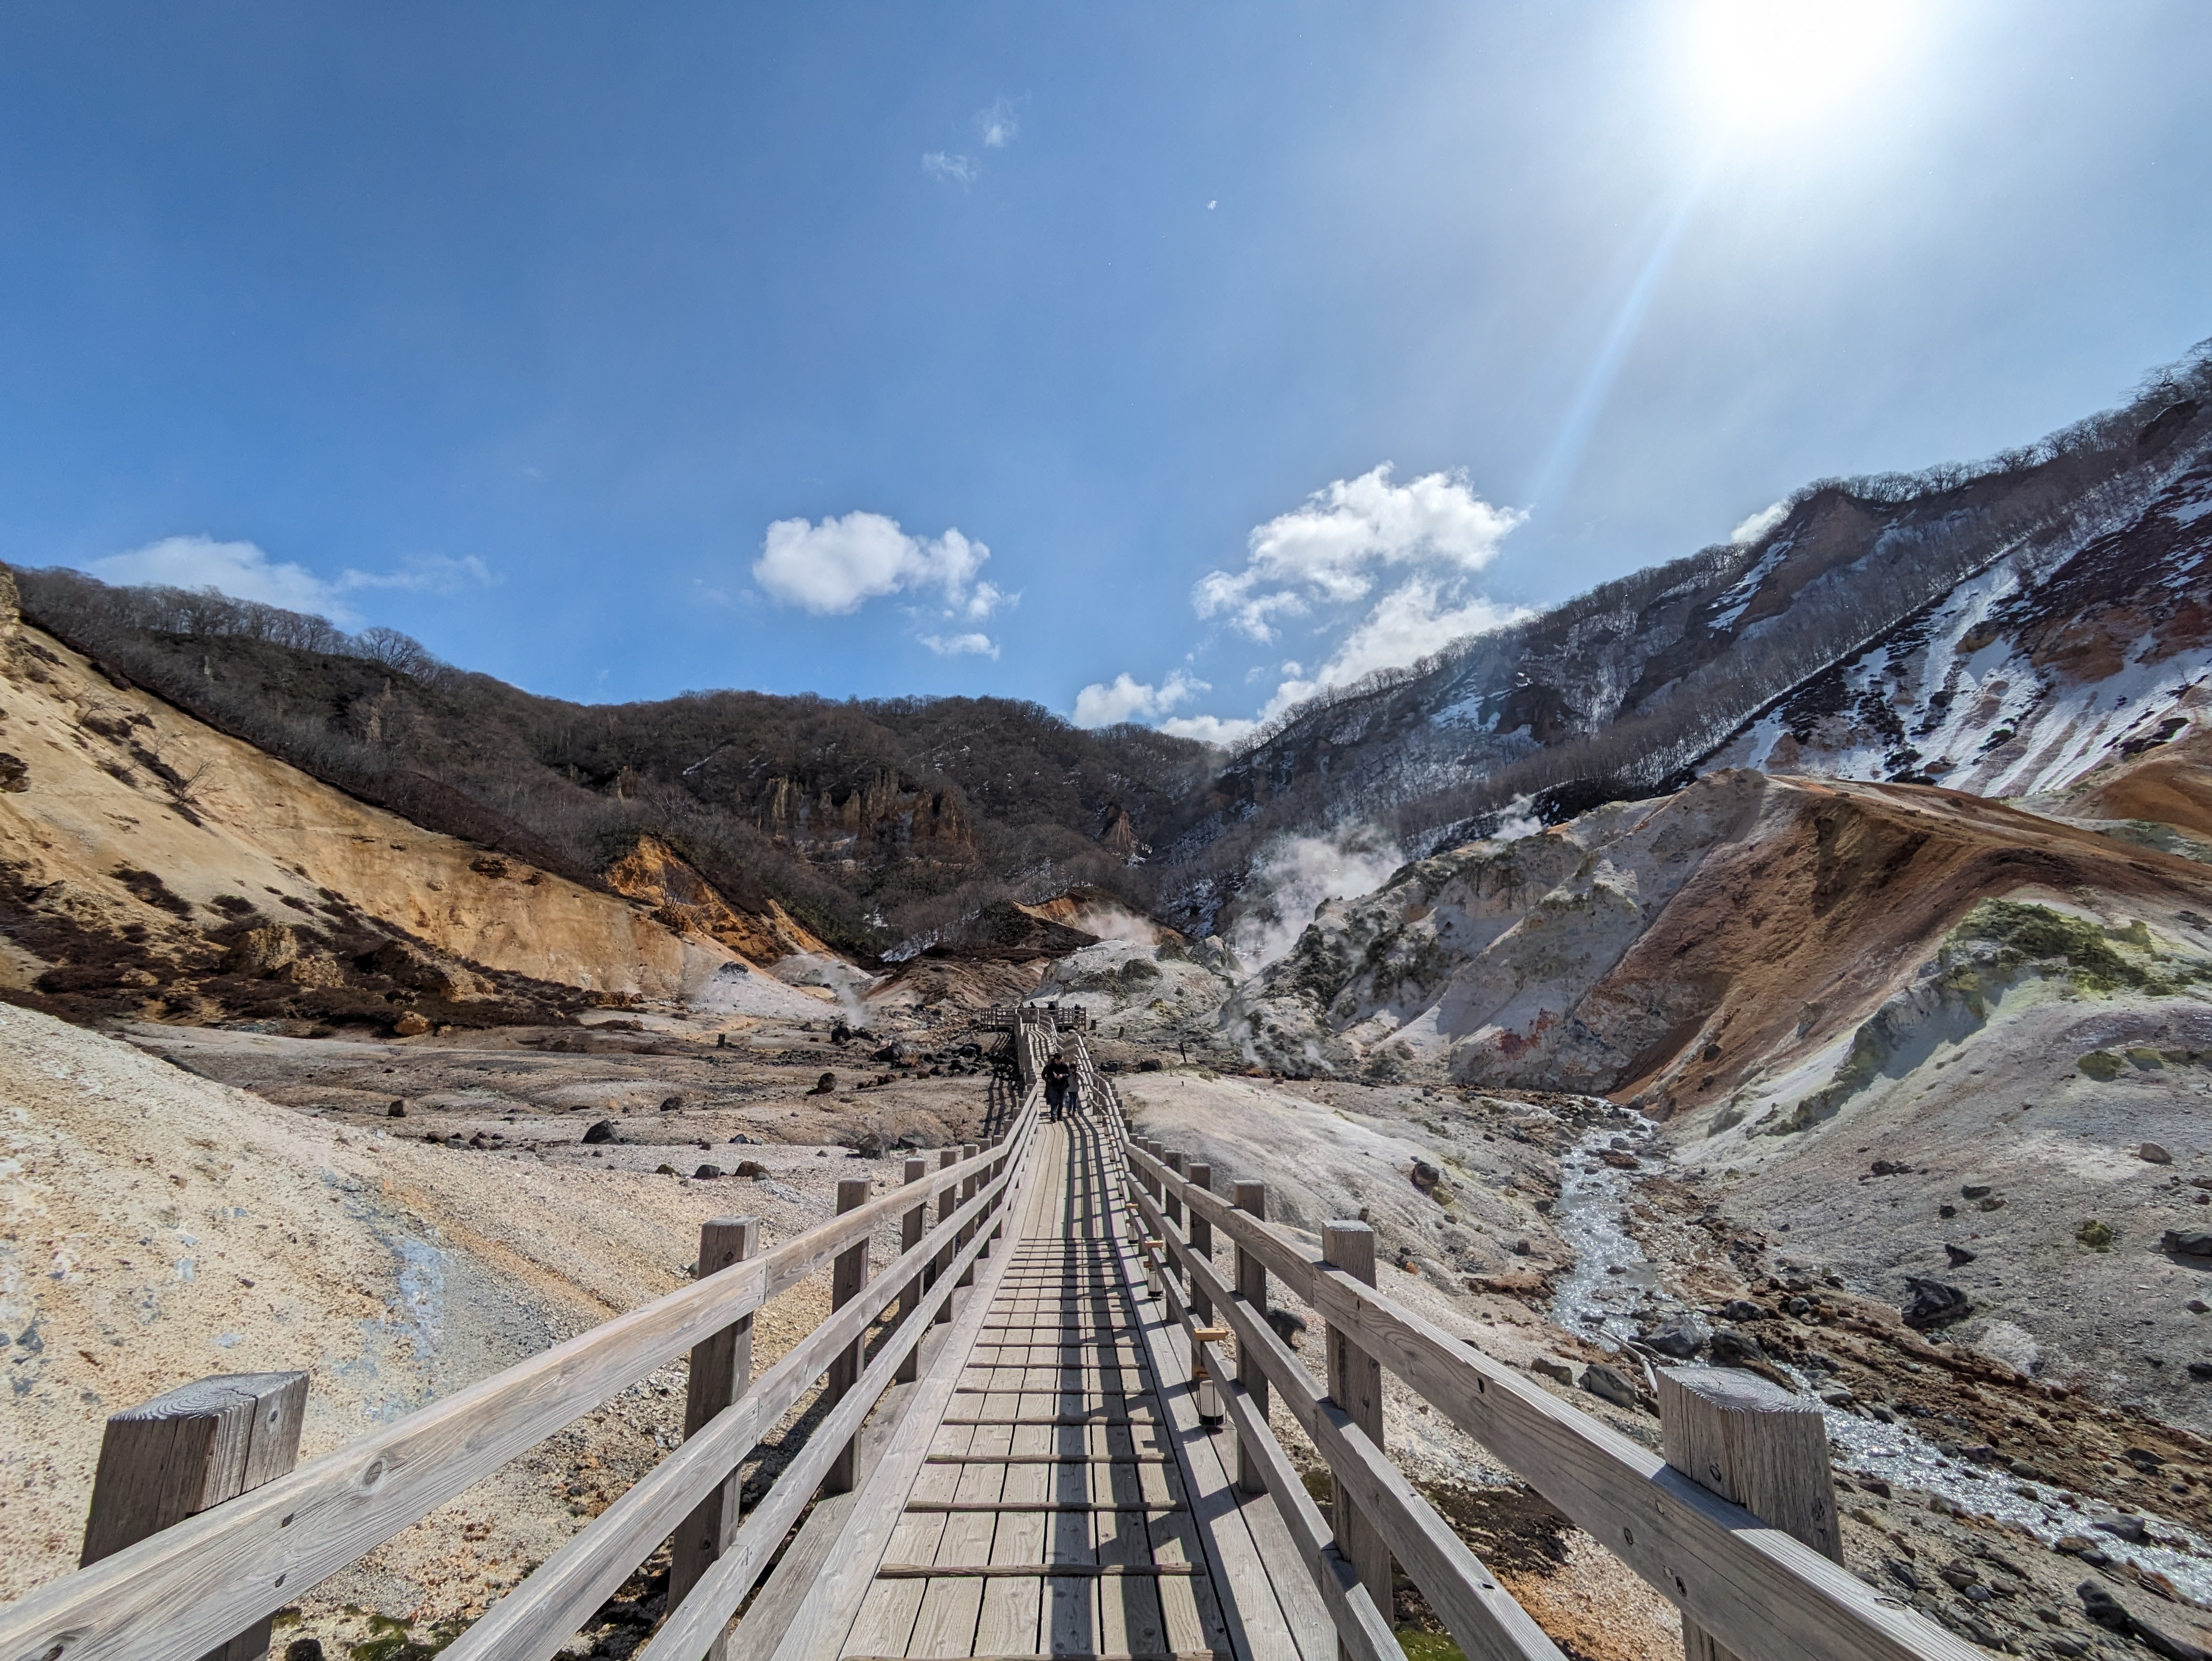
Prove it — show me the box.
[976,96,1023,149]
[1730,500,1791,545]
[921,631,999,659]
[87,536,349,617]
[922,150,976,187]
[962,579,1014,620]
[1158,712,1256,746]
[754,512,993,617]
[80,536,498,626]
[1194,463,1524,642]
[1072,669,1206,729]
[339,553,499,595]
[1253,576,1530,723]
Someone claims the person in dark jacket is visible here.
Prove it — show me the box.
[1043,1056,1072,1121]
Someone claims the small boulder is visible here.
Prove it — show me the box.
[222,924,299,978]
[0,753,27,792]
[2093,1514,2149,1544]
[1581,1363,1645,1411]
[1944,1243,1976,1267]
[387,1100,407,1118]
[285,1641,326,1661]
[1720,1298,1768,1322]
[656,1163,678,1175]
[734,1160,768,1179]
[693,1164,723,1180]
[661,1095,685,1112]
[1599,1150,1640,1170]
[1638,1314,1707,1360]
[1960,1183,1993,1200]
[581,1119,618,1145]
[2142,1142,2175,1165]
[1137,1058,1163,1072]
[1265,1308,1308,1348]
[2163,1229,2212,1258]
[1707,1327,1767,1370]
[2189,1362,2212,1381]
[1409,1160,1441,1192]
[809,1071,836,1095]
[1529,1355,1576,1385]
[1900,1276,1970,1329]
[2079,1219,2115,1251]
[391,1011,431,1038]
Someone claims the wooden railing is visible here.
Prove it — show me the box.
[0,1025,1059,1661]
[1075,1034,1980,1661]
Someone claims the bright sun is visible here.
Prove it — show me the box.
[1684,0,1917,134]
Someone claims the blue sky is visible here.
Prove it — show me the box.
[3,2,2208,740]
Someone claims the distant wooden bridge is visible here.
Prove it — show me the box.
[0,1008,1979,1661]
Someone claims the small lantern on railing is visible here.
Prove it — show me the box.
[1190,1327,1229,1428]
[1143,1239,1164,1301]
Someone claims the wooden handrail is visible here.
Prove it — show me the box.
[1128,1183,1562,1661]
[0,1121,1032,1661]
[456,1106,1040,1661]
[1120,1140,1979,1661]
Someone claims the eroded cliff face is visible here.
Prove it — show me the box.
[0,619,750,1027]
[1219,770,2212,1110]
[757,768,973,862]
[602,835,830,965]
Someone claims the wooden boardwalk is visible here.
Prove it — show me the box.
[792,1111,1329,1661]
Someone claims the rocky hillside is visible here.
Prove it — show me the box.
[1161,349,2212,929]
[10,568,1215,958]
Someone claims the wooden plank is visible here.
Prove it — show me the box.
[1124,1143,1980,1661]
[896,1158,930,1386]
[1230,1182,1268,1499]
[975,1439,1047,1658]
[879,1565,1201,1579]
[1,1128,1029,1661]
[79,1372,309,1661]
[669,1215,760,1661]
[906,1450,997,1659]
[1093,1441,1166,1661]
[1185,1164,1214,1327]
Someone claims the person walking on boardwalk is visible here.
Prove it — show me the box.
[1043,1053,1072,1121]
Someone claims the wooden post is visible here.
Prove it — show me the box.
[824,1178,871,1495]
[1323,1219,1391,1651]
[896,1159,928,1384]
[1162,1149,1185,1233]
[1187,1162,1214,1325]
[1233,1180,1269,1497]
[80,1371,309,1661]
[955,1142,981,1288]
[1659,1367,1843,1661]
[933,1148,960,1325]
[670,1216,761,1660]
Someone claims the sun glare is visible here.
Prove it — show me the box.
[1685,0,1917,135]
